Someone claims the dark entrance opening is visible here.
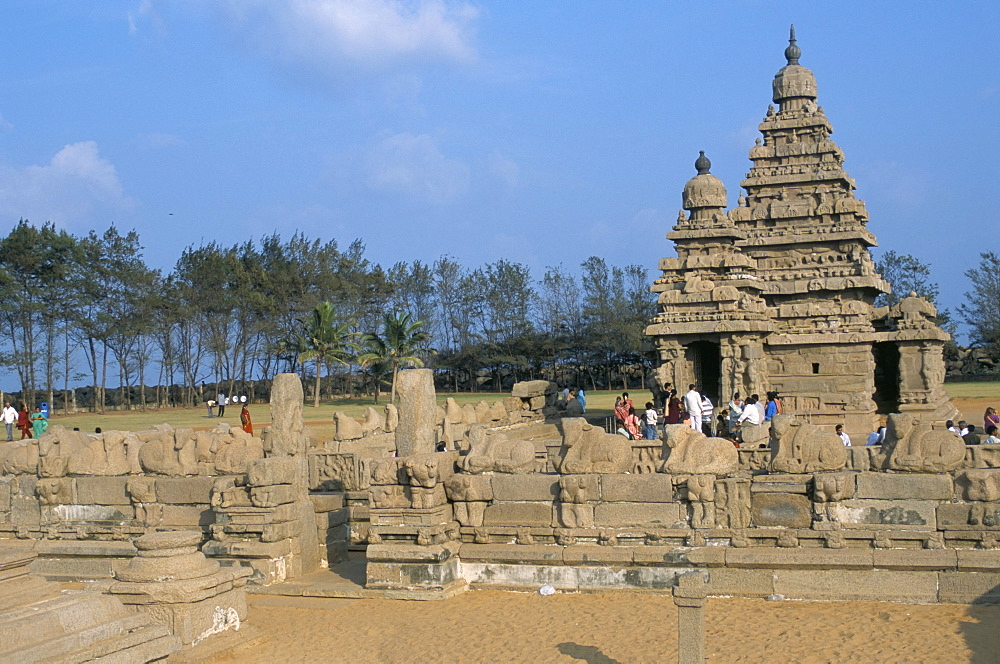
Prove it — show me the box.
[688,340,722,405]
[872,341,901,414]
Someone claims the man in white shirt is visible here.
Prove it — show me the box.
[217,392,227,418]
[737,397,762,426]
[683,384,702,431]
[836,424,851,447]
[2,401,17,441]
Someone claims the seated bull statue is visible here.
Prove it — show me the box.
[660,424,738,475]
[558,418,631,474]
[769,414,847,474]
[880,412,965,473]
[457,426,534,474]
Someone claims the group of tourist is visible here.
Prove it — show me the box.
[558,386,587,412]
[944,412,1000,445]
[1,401,47,441]
[612,392,658,440]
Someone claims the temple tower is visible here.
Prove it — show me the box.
[647,27,957,435]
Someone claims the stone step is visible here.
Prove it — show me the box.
[0,569,62,611]
[3,611,160,663]
[37,620,180,664]
[0,593,134,654]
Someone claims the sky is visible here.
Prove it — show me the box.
[0,1,996,340]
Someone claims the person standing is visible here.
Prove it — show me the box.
[576,387,587,413]
[666,389,681,424]
[683,384,702,432]
[216,391,227,418]
[700,393,714,436]
[985,407,1000,434]
[241,403,253,435]
[643,402,659,440]
[836,424,851,447]
[2,401,17,441]
[30,406,47,439]
[17,404,31,439]
[727,393,744,437]
[764,392,780,422]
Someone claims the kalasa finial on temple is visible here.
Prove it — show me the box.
[785,24,801,65]
[647,29,958,438]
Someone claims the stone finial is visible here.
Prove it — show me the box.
[785,24,801,65]
[695,150,711,175]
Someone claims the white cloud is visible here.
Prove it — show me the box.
[0,142,133,226]
[364,132,469,203]
[212,0,479,72]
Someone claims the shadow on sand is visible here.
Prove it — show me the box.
[960,584,1000,664]
[556,642,621,664]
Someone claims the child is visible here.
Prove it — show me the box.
[643,402,658,440]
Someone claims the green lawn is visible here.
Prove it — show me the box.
[43,384,996,436]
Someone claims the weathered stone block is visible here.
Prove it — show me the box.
[855,473,953,500]
[156,477,217,504]
[75,476,130,505]
[563,546,632,565]
[937,503,974,529]
[250,484,297,508]
[53,504,134,521]
[247,458,298,486]
[751,493,811,528]
[138,587,247,646]
[444,474,493,502]
[11,496,39,526]
[511,380,554,398]
[833,499,936,529]
[938,572,1000,604]
[160,505,214,527]
[0,478,11,514]
[482,502,554,527]
[557,503,594,528]
[491,475,559,501]
[725,548,873,569]
[593,502,681,527]
[599,474,675,502]
[773,570,938,602]
[395,369,437,456]
[310,493,345,512]
[459,543,562,564]
[706,567,774,597]
[872,549,957,571]
[957,550,1000,572]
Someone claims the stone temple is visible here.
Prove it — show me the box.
[646,27,957,435]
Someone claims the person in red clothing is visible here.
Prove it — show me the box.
[666,389,681,424]
[240,403,253,436]
[16,404,31,439]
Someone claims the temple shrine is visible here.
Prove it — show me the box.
[646,27,957,435]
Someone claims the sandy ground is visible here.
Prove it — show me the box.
[203,590,1000,663]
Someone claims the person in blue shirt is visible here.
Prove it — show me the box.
[575,387,587,413]
[764,391,781,421]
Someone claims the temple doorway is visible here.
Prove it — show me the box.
[872,341,901,414]
[687,340,721,404]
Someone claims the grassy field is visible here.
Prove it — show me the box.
[33,383,1000,439]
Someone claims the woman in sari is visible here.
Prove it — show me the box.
[666,390,681,424]
[30,406,47,438]
[241,403,253,436]
[17,405,31,439]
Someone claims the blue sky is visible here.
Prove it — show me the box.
[0,1,996,337]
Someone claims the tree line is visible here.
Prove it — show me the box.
[0,221,657,412]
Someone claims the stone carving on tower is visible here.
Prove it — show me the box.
[646,27,957,436]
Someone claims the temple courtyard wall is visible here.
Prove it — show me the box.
[0,372,997,657]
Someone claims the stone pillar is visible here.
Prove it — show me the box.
[108,531,251,647]
[672,570,709,664]
[395,368,437,456]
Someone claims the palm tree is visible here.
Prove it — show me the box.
[297,301,355,408]
[358,311,434,404]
